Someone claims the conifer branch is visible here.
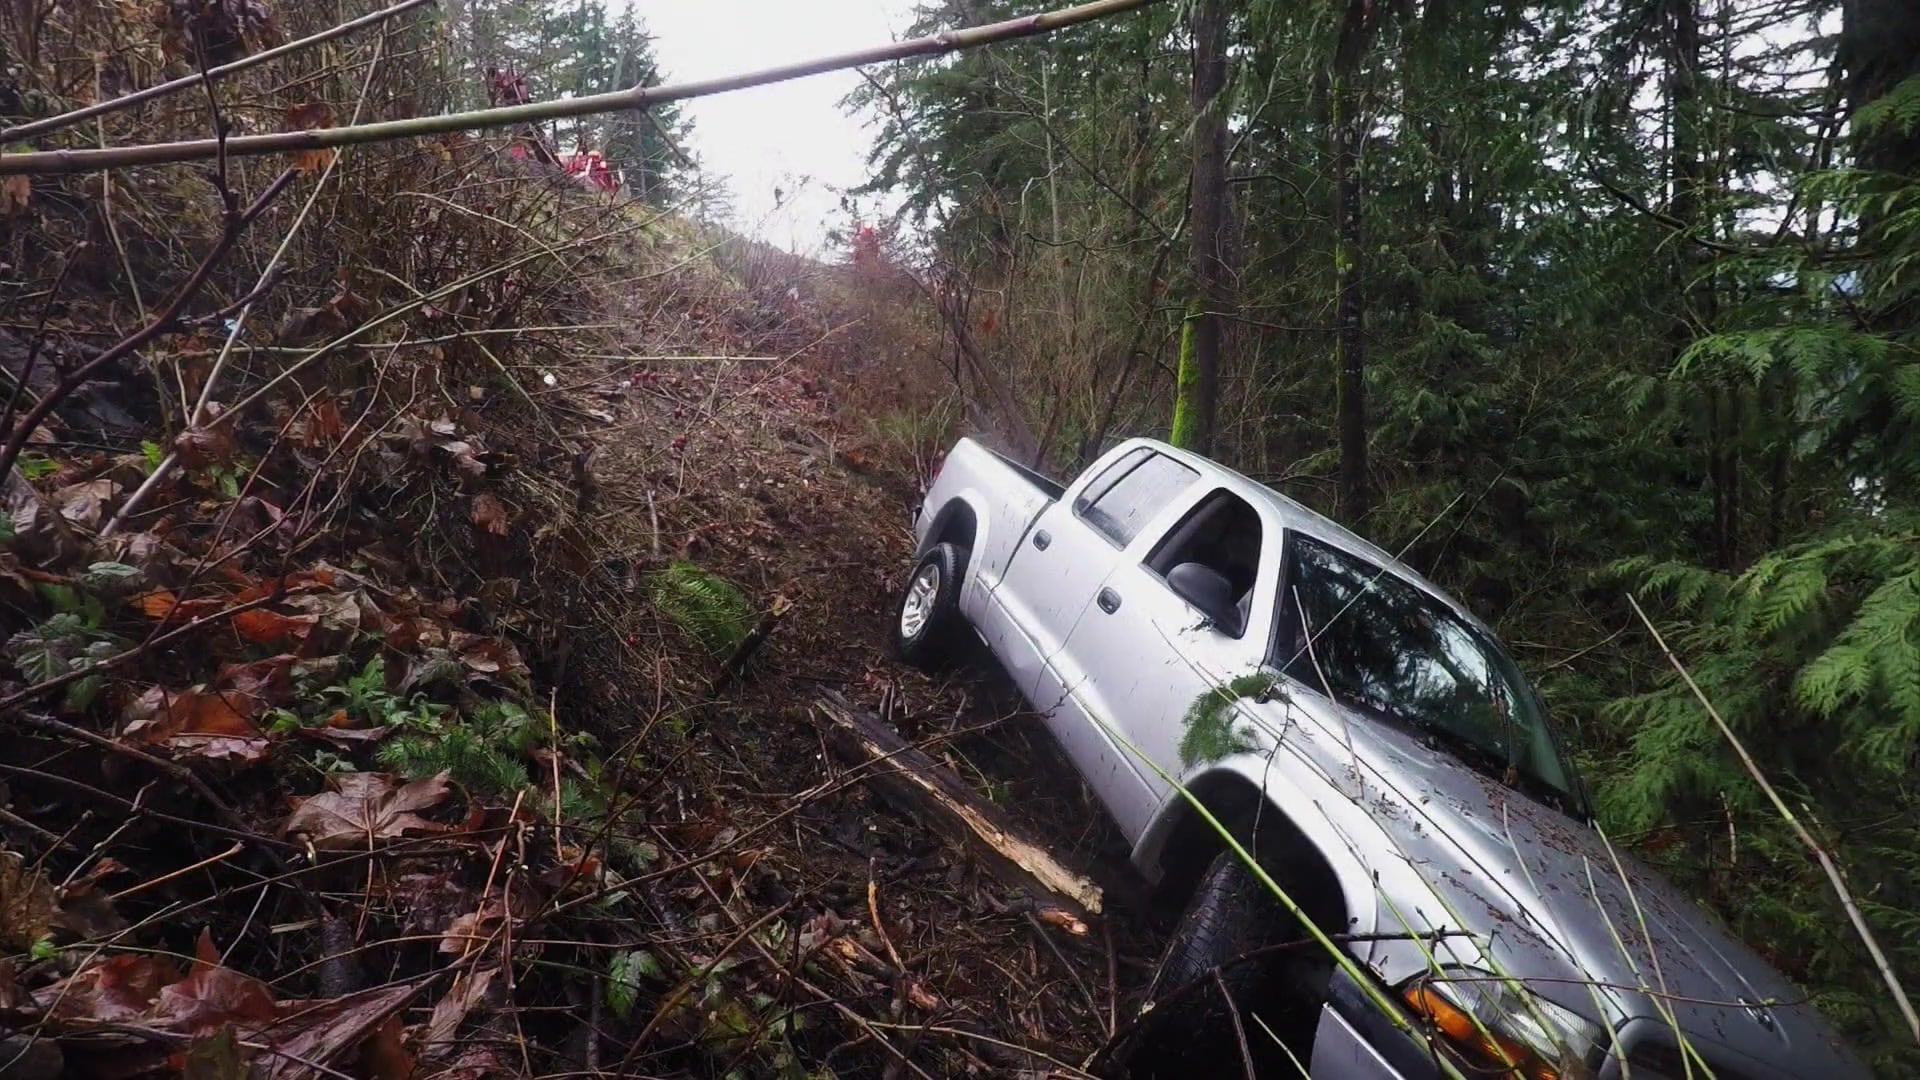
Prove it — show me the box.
[1626,592,1920,1045]
[0,0,1167,177]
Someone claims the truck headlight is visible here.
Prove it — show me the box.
[1400,968,1603,1079]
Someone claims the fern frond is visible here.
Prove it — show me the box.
[651,561,755,656]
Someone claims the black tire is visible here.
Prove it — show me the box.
[891,542,970,670]
[1115,851,1332,1077]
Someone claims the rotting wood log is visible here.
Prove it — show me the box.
[812,690,1102,932]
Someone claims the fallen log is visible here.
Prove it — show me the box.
[812,690,1103,933]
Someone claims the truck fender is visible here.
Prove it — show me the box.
[1131,758,1379,945]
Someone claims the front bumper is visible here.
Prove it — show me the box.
[1308,968,1449,1079]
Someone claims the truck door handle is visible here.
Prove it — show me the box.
[1032,530,1051,551]
[1096,587,1121,614]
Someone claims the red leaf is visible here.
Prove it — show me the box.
[35,953,181,1023]
[153,931,274,1037]
[231,607,318,645]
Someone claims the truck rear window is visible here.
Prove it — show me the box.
[1074,450,1198,547]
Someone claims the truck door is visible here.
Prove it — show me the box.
[985,447,1200,823]
[1052,487,1279,840]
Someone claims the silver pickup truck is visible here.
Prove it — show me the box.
[895,437,1868,1079]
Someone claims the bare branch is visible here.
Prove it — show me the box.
[0,0,436,143]
[0,0,1168,177]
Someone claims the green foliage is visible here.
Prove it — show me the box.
[1179,672,1279,768]
[651,561,754,657]
[378,724,529,796]
[605,949,661,1020]
[15,453,57,480]
[374,697,544,797]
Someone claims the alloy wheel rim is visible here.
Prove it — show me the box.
[900,563,940,639]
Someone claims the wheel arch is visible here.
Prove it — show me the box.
[917,493,983,563]
[1133,764,1369,943]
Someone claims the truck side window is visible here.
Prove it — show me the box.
[1145,490,1263,636]
[1074,451,1198,547]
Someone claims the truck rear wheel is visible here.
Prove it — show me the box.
[892,542,969,670]
[1116,850,1331,1076]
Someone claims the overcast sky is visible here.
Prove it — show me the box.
[636,0,916,255]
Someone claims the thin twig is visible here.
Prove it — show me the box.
[1212,969,1259,1080]
[0,170,298,482]
[2,0,1169,175]
[0,0,436,142]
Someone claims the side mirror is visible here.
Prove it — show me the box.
[1167,562,1240,634]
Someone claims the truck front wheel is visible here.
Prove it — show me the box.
[892,542,969,670]
[1117,850,1332,1076]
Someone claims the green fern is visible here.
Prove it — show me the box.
[1179,672,1279,768]
[377,724,530,796]
[651,561,754,656]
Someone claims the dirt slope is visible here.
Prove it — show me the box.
[563,254,1165,1076]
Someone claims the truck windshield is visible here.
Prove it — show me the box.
[1274,535,1582,812]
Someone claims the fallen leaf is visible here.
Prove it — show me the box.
[231,607,318,646]
[449,632,528,681]
[424,966,499,1046]
[122,686,269,764]
[154,930,275,1036]
[257,984,416,1080]
[216,655,297,703]
[53,478,121,530]
[292,398,344,448]
[174,424,236,469]
[0,850,56,951]
[470,493,510,536]
[35,953,181,1023]
[438,899,506,958]
[0,174,28,217]
[179,1025,248,1080]
[282,772,451,849]
[133,590,228,622]
[285,103,337,174]
[358,1014,414,1080]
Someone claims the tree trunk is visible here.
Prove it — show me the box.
[1842,0,1920,334]
[1176,0,1228,455]
[1332,0,1371,520]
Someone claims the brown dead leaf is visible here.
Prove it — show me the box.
[35,953,181,1023]
[122,686,270,763]
[53,478,121,530]
[449,632,529,681]
[423,966,499,1046]
[359,1014,414,1080]
[292,397,345,448]
[153,929,275,1037]
[282,772,451,849]
[174,424,236,469]
[257,984,417,1080]
[285,103,337,174]
[216,655,297,704]
[469,493,510,536]
[231,607,318,646]
[0,850,56,951]
[133,590,228,622]
[0,175,28,217]
[438,899,506,958]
